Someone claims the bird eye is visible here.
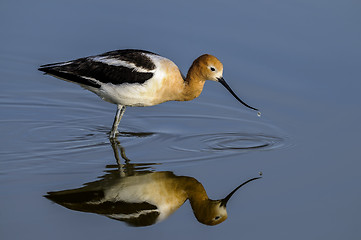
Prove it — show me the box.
[214,216,221,220]
[210,67,216,72]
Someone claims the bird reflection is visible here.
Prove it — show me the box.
[45,139,260,226]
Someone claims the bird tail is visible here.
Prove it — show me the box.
[38,62,101,89]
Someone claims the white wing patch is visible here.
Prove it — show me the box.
[91,56,155,73]
[107,209,159,220]
[45,61,74,68]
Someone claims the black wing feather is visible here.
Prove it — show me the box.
[38,49,158,87]
[45,190,160,227]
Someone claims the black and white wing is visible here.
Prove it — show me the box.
[38,49,159,89]
[45,188,160,227]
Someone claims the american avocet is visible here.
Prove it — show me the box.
[39,49,259,138]
[45,168,261,226]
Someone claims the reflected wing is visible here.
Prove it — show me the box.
[45,190,160,227]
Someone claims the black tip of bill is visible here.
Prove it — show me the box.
[217,77,259,112]
[220,177,262,207]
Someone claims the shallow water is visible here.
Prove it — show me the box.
[1,0,361,239]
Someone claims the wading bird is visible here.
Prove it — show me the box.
[45,166,261,226]
[39,49,259,138]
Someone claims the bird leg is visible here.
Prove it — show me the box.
[109,105,126,139]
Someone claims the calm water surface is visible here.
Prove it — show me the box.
[1,0,361,239]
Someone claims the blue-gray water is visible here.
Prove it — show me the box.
[1,0,361,239]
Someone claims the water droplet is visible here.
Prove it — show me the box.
[258,171,263,176]
[257,111,261,117]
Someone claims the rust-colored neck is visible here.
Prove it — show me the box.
[181,58,207,101]
[177,176,209,208]
[178,176,224,225]
[181,176,209,201]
